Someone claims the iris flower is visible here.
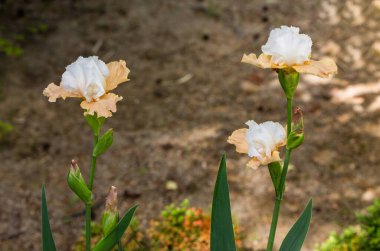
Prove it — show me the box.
[228,120,286,169]
[242,26,337,78]
[43,56,130,118]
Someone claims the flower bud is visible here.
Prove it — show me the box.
[101,186,118,236]
[278,69,300,99]
[287,107,304,150]
[67,160,92,205]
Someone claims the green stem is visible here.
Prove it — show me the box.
[266,98,293,251]
[85,135,99,251]
[85,205,92,251]
[89,135,99,191]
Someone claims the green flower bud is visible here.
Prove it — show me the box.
[101,186,118,236]
[287,107,304,150]
[67,160,92,205]
[278,69,300,99]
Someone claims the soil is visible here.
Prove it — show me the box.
[0,0,379,250]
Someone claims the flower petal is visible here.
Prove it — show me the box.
[261,150,281,165]
[246,151,281,169]
[242,53,287,69]
[242,53,271,68]
[80,93,123,118]
[43,83,81,102]
[247,158,261,169]
[105,60,130,91]
[292,58,337,78]
[227,128,249,154]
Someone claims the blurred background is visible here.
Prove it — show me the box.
[0,0,379,250]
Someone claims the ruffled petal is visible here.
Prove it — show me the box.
[261,150,281,165]
[80,93,123,118]
[227,128,249,154]
[43,83,81,102]
[292,58,337,78]
[242,53,287,69]
[242,53,271,68]
[247,158,261,169]
[105,60,130,92]
[246,150,281,169]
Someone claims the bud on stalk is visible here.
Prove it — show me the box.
[286,107,304,150]
[67,160,92,205]
[101,186,118,236]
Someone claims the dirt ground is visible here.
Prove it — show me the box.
[0,0,380,250]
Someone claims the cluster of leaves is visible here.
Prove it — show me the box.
[0,22,48,57]
[148,199,219,251]
[0,38,22,57]
[0,120,13,141]
[0,1,49,57]
[72,198,243,251]
[73,219,145,251]
[42,186,137,251]
[316,199,380,251]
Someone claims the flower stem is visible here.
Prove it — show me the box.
[85,134,99,251]
[89,135,99,191]
[85,205,92,251]
[266,98,293,251]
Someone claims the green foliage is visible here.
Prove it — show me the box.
[206,0,221,17]
[74,199,242,251]
[92,205,138,251]
[268,162,282,196]
[26,23,48,34]
[0,38,22,57]
[149,199,244,251]
[211,154,236,251]
[0,24,48,57]
[316,199,380,251]
[0,120,13,141]
[280,199,312,251]
[0,0,49,58]
[67,164,92,205]
[101,211,118,236]
[41,186,57,251]
[85,114,105,137]
[93,129,113,157]
[148,200,209,250]
[73,218,145,251]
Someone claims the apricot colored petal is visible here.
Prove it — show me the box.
[293,58,337,78]
[105,60,130,91]
[247,158,261,169]
[227,128,248,154]
[242,53,288,69]
[246,151,281,169]
[242,53,272,68]
[43,83,81,102]
[262,151,281,165]
[80,93,123,118]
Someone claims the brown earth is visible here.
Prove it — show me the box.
[0,0,379,250]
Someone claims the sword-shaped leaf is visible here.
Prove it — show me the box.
[92,205,138,251]
[279,199,312,251]
[210,154,236,251]
[41,186,57,251]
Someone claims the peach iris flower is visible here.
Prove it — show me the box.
[242,26,337,78]
[43,56,130,118]
[228,120,286,169]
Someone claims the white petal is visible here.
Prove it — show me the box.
[61,56,109,102]
[261,26,312,65]
[245,120,286,162]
